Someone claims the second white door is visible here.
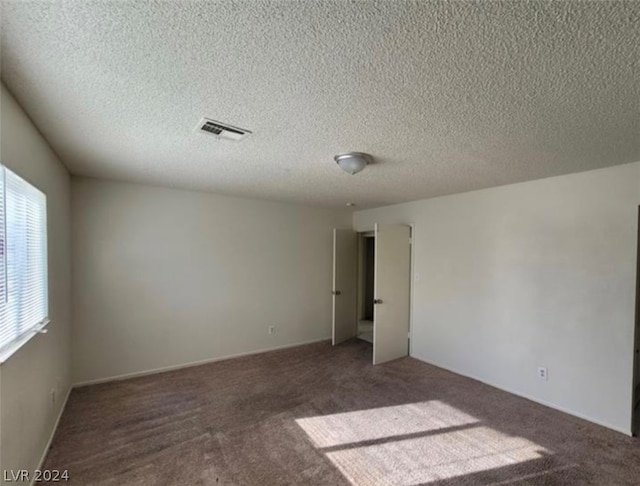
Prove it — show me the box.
[373,223,411,365]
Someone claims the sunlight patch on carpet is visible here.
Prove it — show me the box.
[296,401,552,485]
[326,425,549,485]
[295,400,479,448]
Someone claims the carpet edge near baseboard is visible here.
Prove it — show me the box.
[30,385,72,486]
[72,337,332,388]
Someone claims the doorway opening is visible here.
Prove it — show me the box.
[357,234,375,343]
[332,224,412,365]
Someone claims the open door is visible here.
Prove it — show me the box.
[332,229,357,345]
[373,223,411,364]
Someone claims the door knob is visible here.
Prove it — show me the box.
[373,299,383,304]
[332,290,342,296]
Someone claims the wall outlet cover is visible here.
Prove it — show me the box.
[538,367,548,381]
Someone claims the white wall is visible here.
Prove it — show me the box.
[354,162,640,434]
[72,178,349,384]
[0,84,72,478]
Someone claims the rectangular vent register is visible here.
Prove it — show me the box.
[196,118,251,141]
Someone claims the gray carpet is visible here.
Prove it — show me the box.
[42,340,640,485]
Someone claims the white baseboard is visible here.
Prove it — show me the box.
[73,337,332,388]
[30,386,72,486]
[410,352,632,437]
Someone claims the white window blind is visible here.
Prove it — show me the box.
[0,165,48,359]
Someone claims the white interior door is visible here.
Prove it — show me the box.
[332,229,357,345]
[373,224,411,364]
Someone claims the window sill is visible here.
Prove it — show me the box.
[0,319,51,365]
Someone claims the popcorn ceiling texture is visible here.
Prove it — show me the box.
[1,0,638,208]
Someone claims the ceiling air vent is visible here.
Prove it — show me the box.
[196,117,251,141]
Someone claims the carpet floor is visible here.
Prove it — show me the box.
[43,340,640,485]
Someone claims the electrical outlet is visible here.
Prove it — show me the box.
[537,367,548,381]
[268,326,275,335]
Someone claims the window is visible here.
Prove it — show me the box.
[0,165,48,362]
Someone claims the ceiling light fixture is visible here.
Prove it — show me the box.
[334,152,372,175]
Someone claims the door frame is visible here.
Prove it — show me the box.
[356,223,415,357]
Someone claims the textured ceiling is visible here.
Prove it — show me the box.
[1,1,639,209]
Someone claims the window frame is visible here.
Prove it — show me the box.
[0,164,49,364]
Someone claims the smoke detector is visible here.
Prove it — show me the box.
[196,117,251,141]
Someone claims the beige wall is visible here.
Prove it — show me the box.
[354,162,640,434]
[0,84,72,478]
[72,178,349,384]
